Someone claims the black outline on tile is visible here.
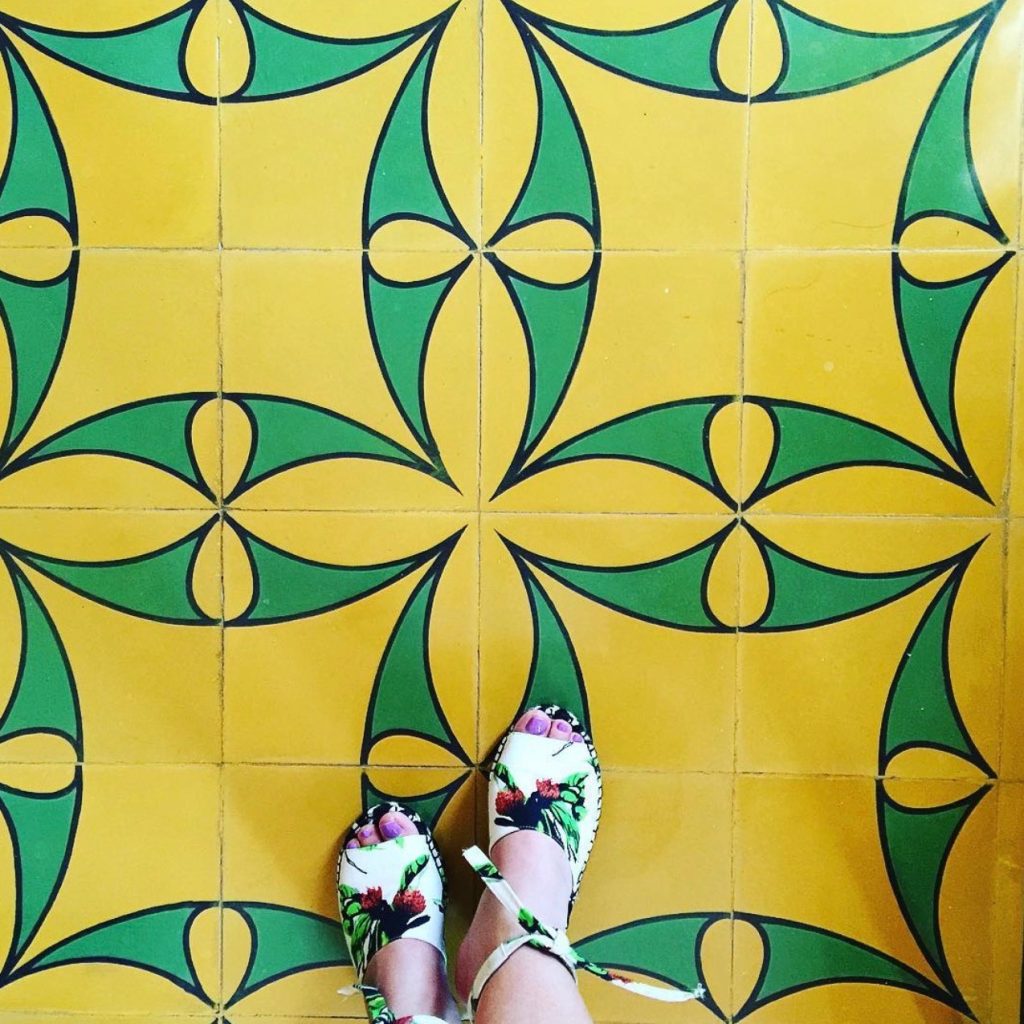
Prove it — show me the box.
[359,770,470,831]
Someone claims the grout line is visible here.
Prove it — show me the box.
[476,0,486,771]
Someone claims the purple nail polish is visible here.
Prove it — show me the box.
[346,839,359,849]
[381,819,402,839]
[526,715,547,735]
[571,733,583,744]
[554,720,571,733]
[359,826,375,839]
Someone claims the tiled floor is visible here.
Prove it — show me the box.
[0,1,1020,1022]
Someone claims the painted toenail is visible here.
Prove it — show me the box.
[526,715,547,735]
[571,732,583,743]
[381,819,402,839]
[359,826,376,839]
[554,720,571,733]
[346,839,359,849]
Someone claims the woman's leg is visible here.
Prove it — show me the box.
[345,810,461,1024]
[456,711,594,1024]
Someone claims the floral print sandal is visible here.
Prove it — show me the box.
[461,705,705,1016]
[337,802,449,1024]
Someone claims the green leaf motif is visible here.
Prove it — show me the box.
[11,394,213,497]
[491,24,597,241]
[228,394,435,499]
[364,28,466,240]
[0,561,79,749]
[511,555,590,730]
[765,1,983,100]
[0,778,80,969]
[881,561,990,772]
[490,260,598,481]
[4,4,205,102]
[897,16,1005,239]
[749,527,958,631]
[235,521,444,625]
[18,903,207,998]
[14,519,217,625]
[878,784,987,991]
[232,2,442,101]
[0,41,74,225]
[226,903,348,1006]
[895,252,1011,483]
[398,854,429,892]
[512,527,730,632]
[512,0,735,99]
[749,398,954,502]
[361,540,468,762]
[364,260,469,476]
[734,915,949,1018]
[521,398,723,498]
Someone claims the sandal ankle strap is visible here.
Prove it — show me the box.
[462,846,705,1013]
[341,983,451,1024]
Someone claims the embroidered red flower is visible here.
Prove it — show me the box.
[495,788,525,815]
[360,886,383,910]
[535,778,560,800]
[393,889,426,915]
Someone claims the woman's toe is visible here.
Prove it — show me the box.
[344,838,359,850]
[570,732,583,744]
[548,717,573,741]
[515,709,551,736]
[379,810,418,841]
[356,823,381,847]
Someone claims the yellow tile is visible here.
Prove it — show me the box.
[738,516,1002,777]
[480,514,737,772]
[0,764,219,1014]
[6,30,217,247]
[744,251,1016,515]
[221,764,475,1016]
[483,251,742,512]
[992,783,1024,1024]
[221,1,480,249]
[1004,522,1024,781]
[0,508,221,763]
[735,774,999,1023]
[223,511,476,766]
[748,1,1023,249]
[0,250,220,510]
[222,250,478,511]
[483,1,748,251]
[1011,260,1024,514]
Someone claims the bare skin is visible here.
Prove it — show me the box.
[349,709,592,1024]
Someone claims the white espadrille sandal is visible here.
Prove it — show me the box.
[337,802,449,1024]
[462,706,704,1017]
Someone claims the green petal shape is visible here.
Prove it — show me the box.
[751,529,956,631]
[491,27,597,242]
[750,399,953,502]
[15,519,216,625]
[234,3,440,101]
[575,914,720,1007]
[226,903,348,1005]
[0,42,74,224]
[513,1,734,99]
[515,526,729,632]
[881,562,990,772]
[523,398,723,497]
[0,561,78,749]
[364,30,466,241]
[364,261,469,474]
[13,394,212,496]
[492,261,596,478]
[895,254,1010,477]
[735,915,945,1018]
[5,4,204,102]
[0,271,76,456]
[362,540,468,763]
[766,2,980,100]
[229,394,435,498]
[878,784,987,988]
[897,18,1003,239]
[361,770,469,830]
[21,903,208,997]
[235,522,442,625]
[0,779,80,967]
[510,555,589,730]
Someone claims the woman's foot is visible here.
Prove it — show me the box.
[455,709,582,1003]
[343,810,460,1024]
